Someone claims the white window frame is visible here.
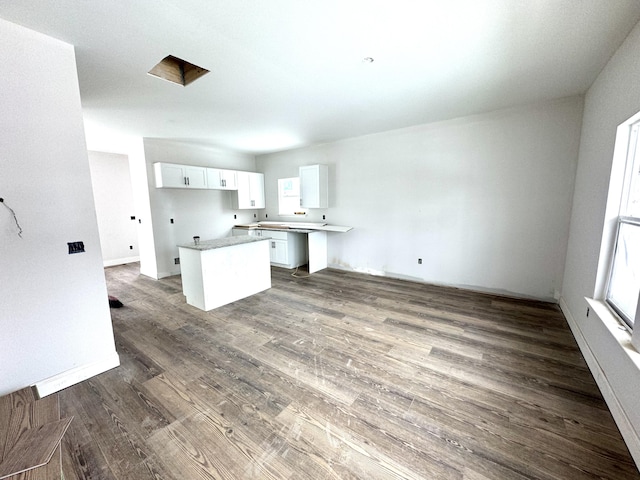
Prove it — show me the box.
[277,177,306,217]
[602,119,640,332]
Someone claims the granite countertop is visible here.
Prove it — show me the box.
[234,221,352,233]
[233,225,315,234]
[178,235,269,251]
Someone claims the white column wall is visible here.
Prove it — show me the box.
[0,19,118,395]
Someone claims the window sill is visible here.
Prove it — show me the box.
[586,298,640,366]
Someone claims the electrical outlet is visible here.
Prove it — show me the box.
[170,218,174,224]
[129,245,133,250]
[418,258,422,264]
[130,215,136,220]
[68,241,85,254]
[234,214,237,219]
[323,215,326,220]
[174,257,180,265]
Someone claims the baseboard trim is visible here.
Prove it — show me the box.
[103,256,140,267]
[559,297,640,468]
[32,352,120,399]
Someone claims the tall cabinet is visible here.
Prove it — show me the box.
[299,164,328,208]
[233,171,265,209]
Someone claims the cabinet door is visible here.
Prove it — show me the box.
[184,166,208,189]
[220,170,237,190]
[234,171,265,209]
[156,163,188,188]
[270,239,288,264]
[249,172,265,208]
[299,164,328,208]
[234,171,252,208]
[206,168,222,189]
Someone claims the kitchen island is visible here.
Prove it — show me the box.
[178,235,271,311]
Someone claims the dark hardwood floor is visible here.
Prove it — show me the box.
[59,263,639,479]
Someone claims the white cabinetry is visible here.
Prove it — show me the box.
[154,163,208,189]
[232,229,306,268]
[233,171,265,209]
[206,168,237,190]
[269,238,288,264]
[299,164,328,208]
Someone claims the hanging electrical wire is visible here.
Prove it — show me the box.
[0,197,23,238]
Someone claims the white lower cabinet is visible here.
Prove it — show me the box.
[232,229,306,268]
[269,239,288,264]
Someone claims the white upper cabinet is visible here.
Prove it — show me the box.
[299,164,328,208]
[233,171,265,209]
[206,168,237,190]
[154,163,208,189]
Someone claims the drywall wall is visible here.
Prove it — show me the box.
[257,96,583,301]
[88,151,140,266]
[0,19,118,395]
[142,138,257,278]
[561,19,640,464]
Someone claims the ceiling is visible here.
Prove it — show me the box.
[2,1,640,155]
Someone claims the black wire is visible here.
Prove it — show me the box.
[0,197,23,238]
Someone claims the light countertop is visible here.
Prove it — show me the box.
[178,235,268,251]
[234,221,352,233]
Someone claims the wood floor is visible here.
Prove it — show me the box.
[59,263,639,479]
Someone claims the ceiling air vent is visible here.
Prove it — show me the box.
[148,55,209,86]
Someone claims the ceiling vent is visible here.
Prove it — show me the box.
[148,55,209,86]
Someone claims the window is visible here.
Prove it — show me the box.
[278,177,306,216]
[606,122,640,328]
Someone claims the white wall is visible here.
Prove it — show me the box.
[88,151,140,266]
[561,19,640,464]
[142,138,257,278]
[0,19,118,396]
[257,96,583,301]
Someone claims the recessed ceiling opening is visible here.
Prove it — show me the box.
[148,55,209,86]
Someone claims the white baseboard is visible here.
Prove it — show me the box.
[32,351,120,398]
[103,256,140,267]
[559,297,640,468]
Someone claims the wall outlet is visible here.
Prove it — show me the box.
[129,245,133,250]
[323,215,326,220]
[130,215,136,220]
[170,218,174,224]
[418,258,422,264]
[174,257,180,265]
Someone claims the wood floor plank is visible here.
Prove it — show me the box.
[56,263,638,479]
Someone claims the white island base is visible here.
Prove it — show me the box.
[178,236,271,311]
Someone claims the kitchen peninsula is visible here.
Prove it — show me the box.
[178,235,271,311]
[232,221,352,273]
